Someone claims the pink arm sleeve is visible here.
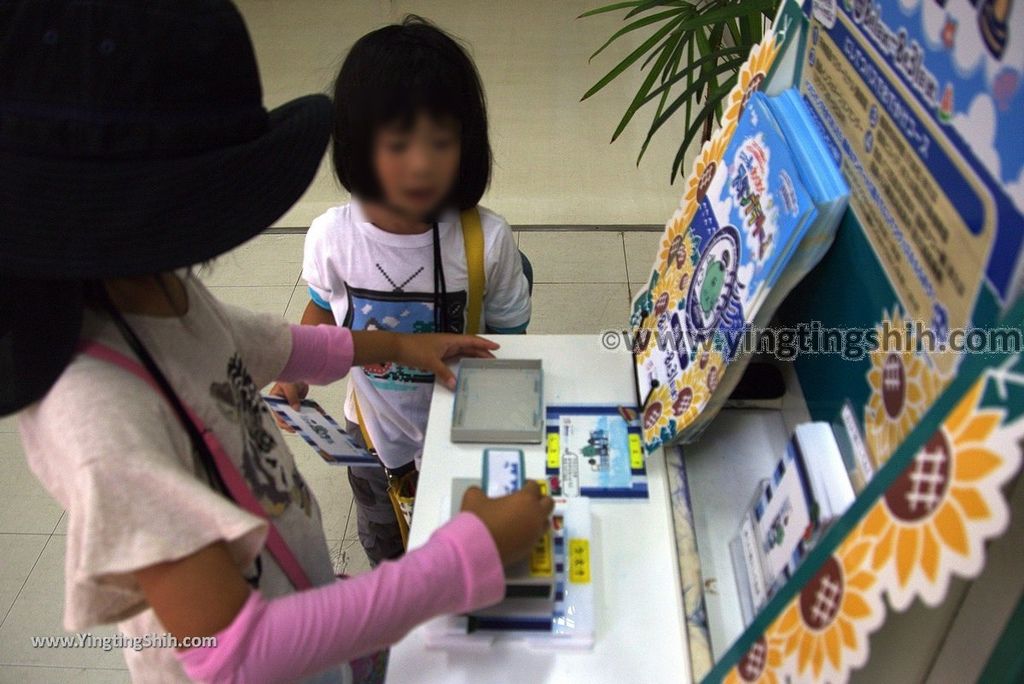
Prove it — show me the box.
[176,512,504,684]
[277,324,354,385]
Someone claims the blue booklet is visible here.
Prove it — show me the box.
[633,88,849,450]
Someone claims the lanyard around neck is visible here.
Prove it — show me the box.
[432,220,449,332]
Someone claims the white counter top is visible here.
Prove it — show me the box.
[386,335,690,684]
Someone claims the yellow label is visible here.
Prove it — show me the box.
[530,532,553,576]
[546,433,560,470]
[628,434,644,470]
[536,479,548,496]
[568,538,591,584]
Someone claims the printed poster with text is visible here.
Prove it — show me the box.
[781,0,1024,472]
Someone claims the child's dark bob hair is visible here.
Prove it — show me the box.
[332,16,491,211]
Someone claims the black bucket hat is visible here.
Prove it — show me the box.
[0,0,333,414]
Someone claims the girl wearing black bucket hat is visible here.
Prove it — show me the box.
[1,2,552,682]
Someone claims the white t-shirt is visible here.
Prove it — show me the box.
[18,279,343,683]
[303,201,531,469]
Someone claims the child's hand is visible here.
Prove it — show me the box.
[394,333,499,389]
[267,382,309,430]
[352,331,499,390]
[460,481,554,566]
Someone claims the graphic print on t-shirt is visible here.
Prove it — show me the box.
[209,354,313,518]
[375,263,425,292]
[344,284,466,390]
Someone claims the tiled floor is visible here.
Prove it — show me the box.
[0,229,661,680]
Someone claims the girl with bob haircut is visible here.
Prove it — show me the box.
[274,16,532,565]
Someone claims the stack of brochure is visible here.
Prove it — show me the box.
[633,88,849,449]
[730,422,855,625]
[755,89,851,315]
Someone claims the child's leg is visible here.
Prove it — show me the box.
[345,422,405,565]
[346,466,404,565]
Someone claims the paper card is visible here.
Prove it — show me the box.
[483,449,525,497]
[753,444,814,582]
[738,511,768,609]
[262,396,376,466]
[545,406,648,499]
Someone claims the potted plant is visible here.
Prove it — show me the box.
[580,0,780,181]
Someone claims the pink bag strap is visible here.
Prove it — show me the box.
[77,340,313,591]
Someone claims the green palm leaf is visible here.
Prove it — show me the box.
[580,0,780,182]
[641,46,748,106]
[671,72,737,181]
[623,0,688,19]
[610,33,681,142]
[588,8,685,62]
[580,13,688,100]
[641,54,744,147]
[577,1,643,19]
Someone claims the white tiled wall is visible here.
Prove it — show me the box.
[236,0,691,228]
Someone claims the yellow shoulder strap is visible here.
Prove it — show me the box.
[460,207,485,335]
[351,392,377,454]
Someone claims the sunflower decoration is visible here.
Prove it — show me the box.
[631,266,684,366]
[723,633,787,684]
[657,232,697,320]
[858,375,1021,611]
[722,33,781,129]
[764,533,885,682]
[641,384,676,449]
[863,308,947,468]
[661,203,693,255]
[630,270,658,330]
[683,129,730,209]
[666,129,732,264]
[658,219,697,281]
[672,349,722,433]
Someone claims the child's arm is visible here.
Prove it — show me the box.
[268,299,338,409]
[268,212,345,406]
[140,483,553,683]
[272,295,499,410]
[348,330,497,389]
[276,324,499,394]
[301,297,336,326]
